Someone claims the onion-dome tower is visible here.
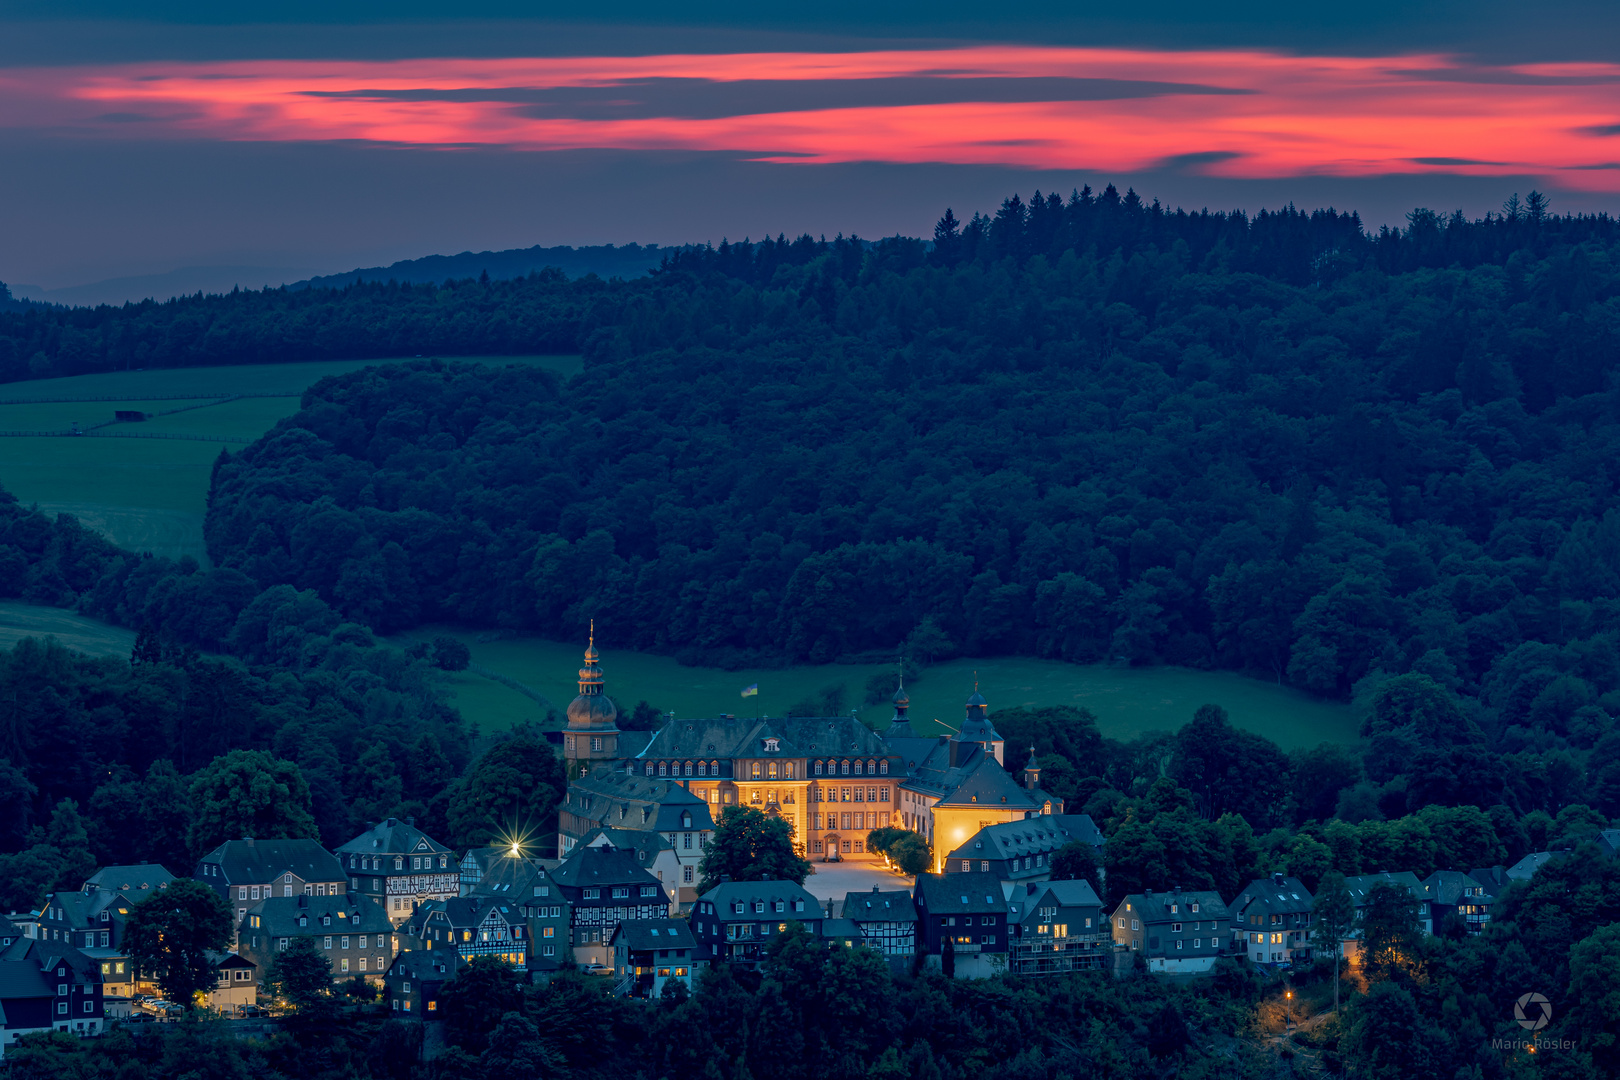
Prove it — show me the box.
[952,675,1005,764]
[564,622,619,774]
[884,678,920,740]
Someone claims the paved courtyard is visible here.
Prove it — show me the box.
[800,860,914,914]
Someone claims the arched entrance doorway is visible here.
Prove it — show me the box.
[820,834,842,861]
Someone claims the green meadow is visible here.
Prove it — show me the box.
[0,600,136,658]
[0,355,580,561]
[402,629,1362,750]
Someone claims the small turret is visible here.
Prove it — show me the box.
[1022,746,1041,790]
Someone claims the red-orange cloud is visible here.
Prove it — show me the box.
[4,46,1620,189]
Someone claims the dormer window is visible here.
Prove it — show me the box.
[815,761,824,776]
[697,761,708,777]
[394,857,403,871]
[853,760,864,775]
[879,760,889,774]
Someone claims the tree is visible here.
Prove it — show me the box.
[439,955,528,1054]
[1568,923,1620,1071]
[123,878,232,1009]
[697,805,812,893]
[266,936,335,1012]
[1311,870,1356,1015]
[432,636,472,672]
[446,737,567,851]
[186,749,318,857]
[1356,881,1422,981]
[888,834,932,876]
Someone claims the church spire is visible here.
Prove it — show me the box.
[577,620,604,697]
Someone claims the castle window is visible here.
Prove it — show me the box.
[645,763,654,776]
[684,761,693,776]
[711,760,720,774]
[751,763,761,779]
[659,762,668,777]
[814,761,824,776]
[697,761,707,777]
[784,763,794,779]
[591,737,602,752]
[879,760,888,774]
[841,761,850,775]
[853,760,863,775]
[867,760,877,774]
[767,762,778,779]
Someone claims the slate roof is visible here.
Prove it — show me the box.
[565,771,712,833]
[903,739,1042,811]
[246,893,393,937]
[468,854,557,898]
[610,919,698,952]
[1470,866,1513,892]
[0,960,53,1000]
[821,918,862,942]
[198,839,345,885]
[1231,875,1314,917]
[1423,870,1494,906]
[1507,851,1569,880]
[336,818,453,858]
[698,881,820,917]
[1343,872,1429,903]
[83,865,177,894]
[841,889,918,923]
[579,827,675,869]
[1022,878,1103,912]
[1114,889,1229,924]
[1599,829,1620,858]
[204,950,256,971]
[0,915,20,943]
[948,815,1102,863]
[914,871,1007,915]
[639,716,893,763]
[552,846,666,892]
[387,950,462,981]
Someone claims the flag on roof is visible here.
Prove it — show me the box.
[741,684,759,697]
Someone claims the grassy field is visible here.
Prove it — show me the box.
[0,600,136,658]
[399,629,1362,750]
[0,355,579,561]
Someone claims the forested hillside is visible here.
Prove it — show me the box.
[188,188,1620,755]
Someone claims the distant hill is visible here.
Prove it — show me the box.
[289,243,676,290]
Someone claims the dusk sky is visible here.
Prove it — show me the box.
[8,0,1620,301]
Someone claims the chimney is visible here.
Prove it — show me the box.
[1272,872,1284,886]
[1026,883,1037,896]
[243,837,254,847]
[872,885,880,893]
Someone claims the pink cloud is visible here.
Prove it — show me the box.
[3,46,1620,188]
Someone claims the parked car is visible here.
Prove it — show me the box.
[125,1013,155,1024]
[236,1004,267,1018]
[582,963,610,976]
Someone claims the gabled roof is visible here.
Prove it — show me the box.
[914,872,1006,915]
[821,918,861,941]
[580,828,673,870]
[947,815,1102,862]
[883,735,942,775]
[198,839,344,885]
[1232,876,1314,916]
[336,818,453,858]
[566,771,711,832]
[551,846,666,891]
[1507,851,1569,880]
[1343,872,1428,901]
[83,865,177,894]
[0,960,53,1001]
[1021,879,1103,916]
[1112,890,1229,923]
[204,950,257,970]
[841,889,918,923]
[468,855,557,899]
[609,919,697,951]
[1470,866,1513,892]
[244,893,393,937]
[899,738,1043,812]
[387,950,463,982]
[1423,870,1494,906]
[697,881,820,915]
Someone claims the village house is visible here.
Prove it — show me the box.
[463,852,570,970]
[690,881,823,964]
[238,892,396,985]
[205,951,258,1013]
[840,887,917,957]
[945,814,1102,884]
[1422,870,1493,934]
[1008,879,1108,976]
[551,845,669,969]
[337,818,458,924]
[1110,887,1230,975]
[1230,874,1314,965]
[575,827,693,913]
[403,896,529,970]
[609,918,701,997]
[385,950,463,1017]
[36,864,176,1002]
[195,838,348,931]
[0,939,104,1041]
[912,871,1010,978]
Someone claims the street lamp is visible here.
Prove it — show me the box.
[1285,988,1293,1034]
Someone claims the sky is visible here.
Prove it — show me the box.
[5,1,1620,301]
